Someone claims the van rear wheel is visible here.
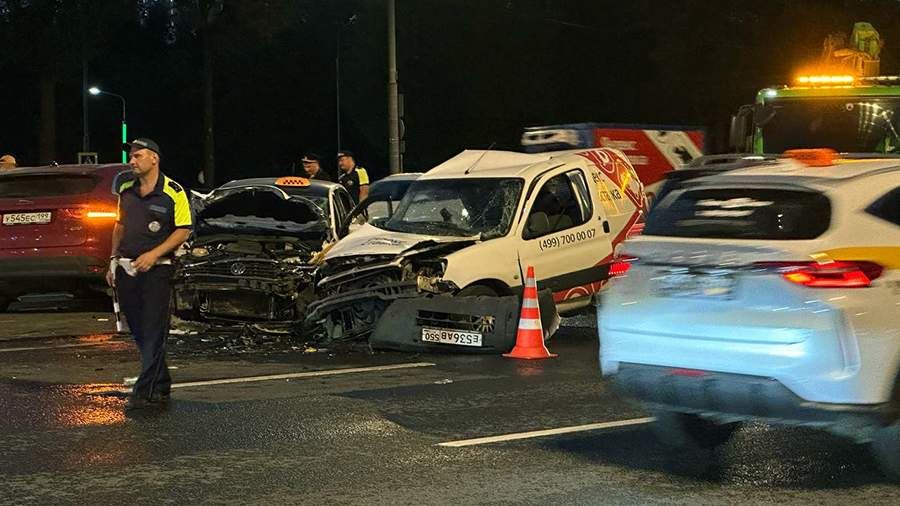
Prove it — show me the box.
[650,409,740,450]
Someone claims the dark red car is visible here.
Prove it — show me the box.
[0,164,132,309]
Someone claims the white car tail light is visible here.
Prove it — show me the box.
[754,260,884,288]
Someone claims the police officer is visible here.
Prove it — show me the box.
[336,150,370,203]
[106,138,192,411]
[301,152,333,182]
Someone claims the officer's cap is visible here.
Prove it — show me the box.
[125,138,162,157]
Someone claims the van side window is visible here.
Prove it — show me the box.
[524,170,592,240]
[866,186,900,226]
[567,170,593,221]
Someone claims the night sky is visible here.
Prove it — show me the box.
[2,0,900,188]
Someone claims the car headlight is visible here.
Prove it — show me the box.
[191,247,209,258]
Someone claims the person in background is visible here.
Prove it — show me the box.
[336,150,369,203]
[301,152,333,182]
[0,154,17,170]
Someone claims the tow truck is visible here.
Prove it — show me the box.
[729,22,900,155]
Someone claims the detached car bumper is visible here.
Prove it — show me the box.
[368,290,560,354]
[307,285,560,353]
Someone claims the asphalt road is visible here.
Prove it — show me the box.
[0,308,898,505]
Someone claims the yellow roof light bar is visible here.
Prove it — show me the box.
[796,75,855,85]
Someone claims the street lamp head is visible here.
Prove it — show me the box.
[88,87,101,96]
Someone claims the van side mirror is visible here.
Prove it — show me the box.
[729,104,753,152]
[753,103,776,127]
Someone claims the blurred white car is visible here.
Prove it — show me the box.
[599,153,900,479]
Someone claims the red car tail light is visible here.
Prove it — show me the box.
[85,210,118,219]
[755,260,883,288]
[63,207,118,221]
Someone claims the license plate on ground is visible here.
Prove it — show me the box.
[421,327,483,347]
[654,270,735,298]
[2,212,52,225]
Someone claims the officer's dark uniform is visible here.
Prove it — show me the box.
[116,173,192,401]
[338,165,370,203]
[309,169,334,182]
[301,152,334,182]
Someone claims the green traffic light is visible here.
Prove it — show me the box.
[121,121,127,163]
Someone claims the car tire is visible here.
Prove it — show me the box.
[873,377,900,482]
[650,409,740,450]
[457,284,498,297]
[873,422,900,481]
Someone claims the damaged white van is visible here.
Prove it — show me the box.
[306,148,646,352]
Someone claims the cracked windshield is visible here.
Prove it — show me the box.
[383,178,523,238]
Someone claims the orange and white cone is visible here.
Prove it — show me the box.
[503,266,557,359]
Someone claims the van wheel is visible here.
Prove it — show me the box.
[457,284,498,297]
[650,409,740,450]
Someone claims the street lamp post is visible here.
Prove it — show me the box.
[335,14,358,153]
[88,87,127,163]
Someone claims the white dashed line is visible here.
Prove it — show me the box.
[0,341,123,353]
[171,362,437,389]
[437,417,656,447]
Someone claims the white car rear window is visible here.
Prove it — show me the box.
[644,187,831,240]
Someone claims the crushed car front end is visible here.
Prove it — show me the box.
[173,235,319,324]
[307,235,471,342]
[307,172,561,352]
[173,181,334,327]
[308,236,559,352]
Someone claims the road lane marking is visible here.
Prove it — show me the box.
[436,417,656,447]
[0,341,124,353]
[171,362,436,389]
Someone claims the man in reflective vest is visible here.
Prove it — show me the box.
[336,150,370,203]
[107,138,192,411]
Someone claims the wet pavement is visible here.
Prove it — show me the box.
[0,306,898,505]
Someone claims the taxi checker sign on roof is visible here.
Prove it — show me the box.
[275,176,311,187]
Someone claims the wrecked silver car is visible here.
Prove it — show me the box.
[172,177,354,326]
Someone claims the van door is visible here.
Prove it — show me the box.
[578,149,645,253]
[516,166,607,306]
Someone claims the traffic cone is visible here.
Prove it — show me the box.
[503,266,557,359]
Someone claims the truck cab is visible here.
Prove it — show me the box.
[731,75,900,155]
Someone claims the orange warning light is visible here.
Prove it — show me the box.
[795,75,855,85]
[783,148,838,167]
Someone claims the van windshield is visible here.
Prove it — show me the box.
[383,178,524,238]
